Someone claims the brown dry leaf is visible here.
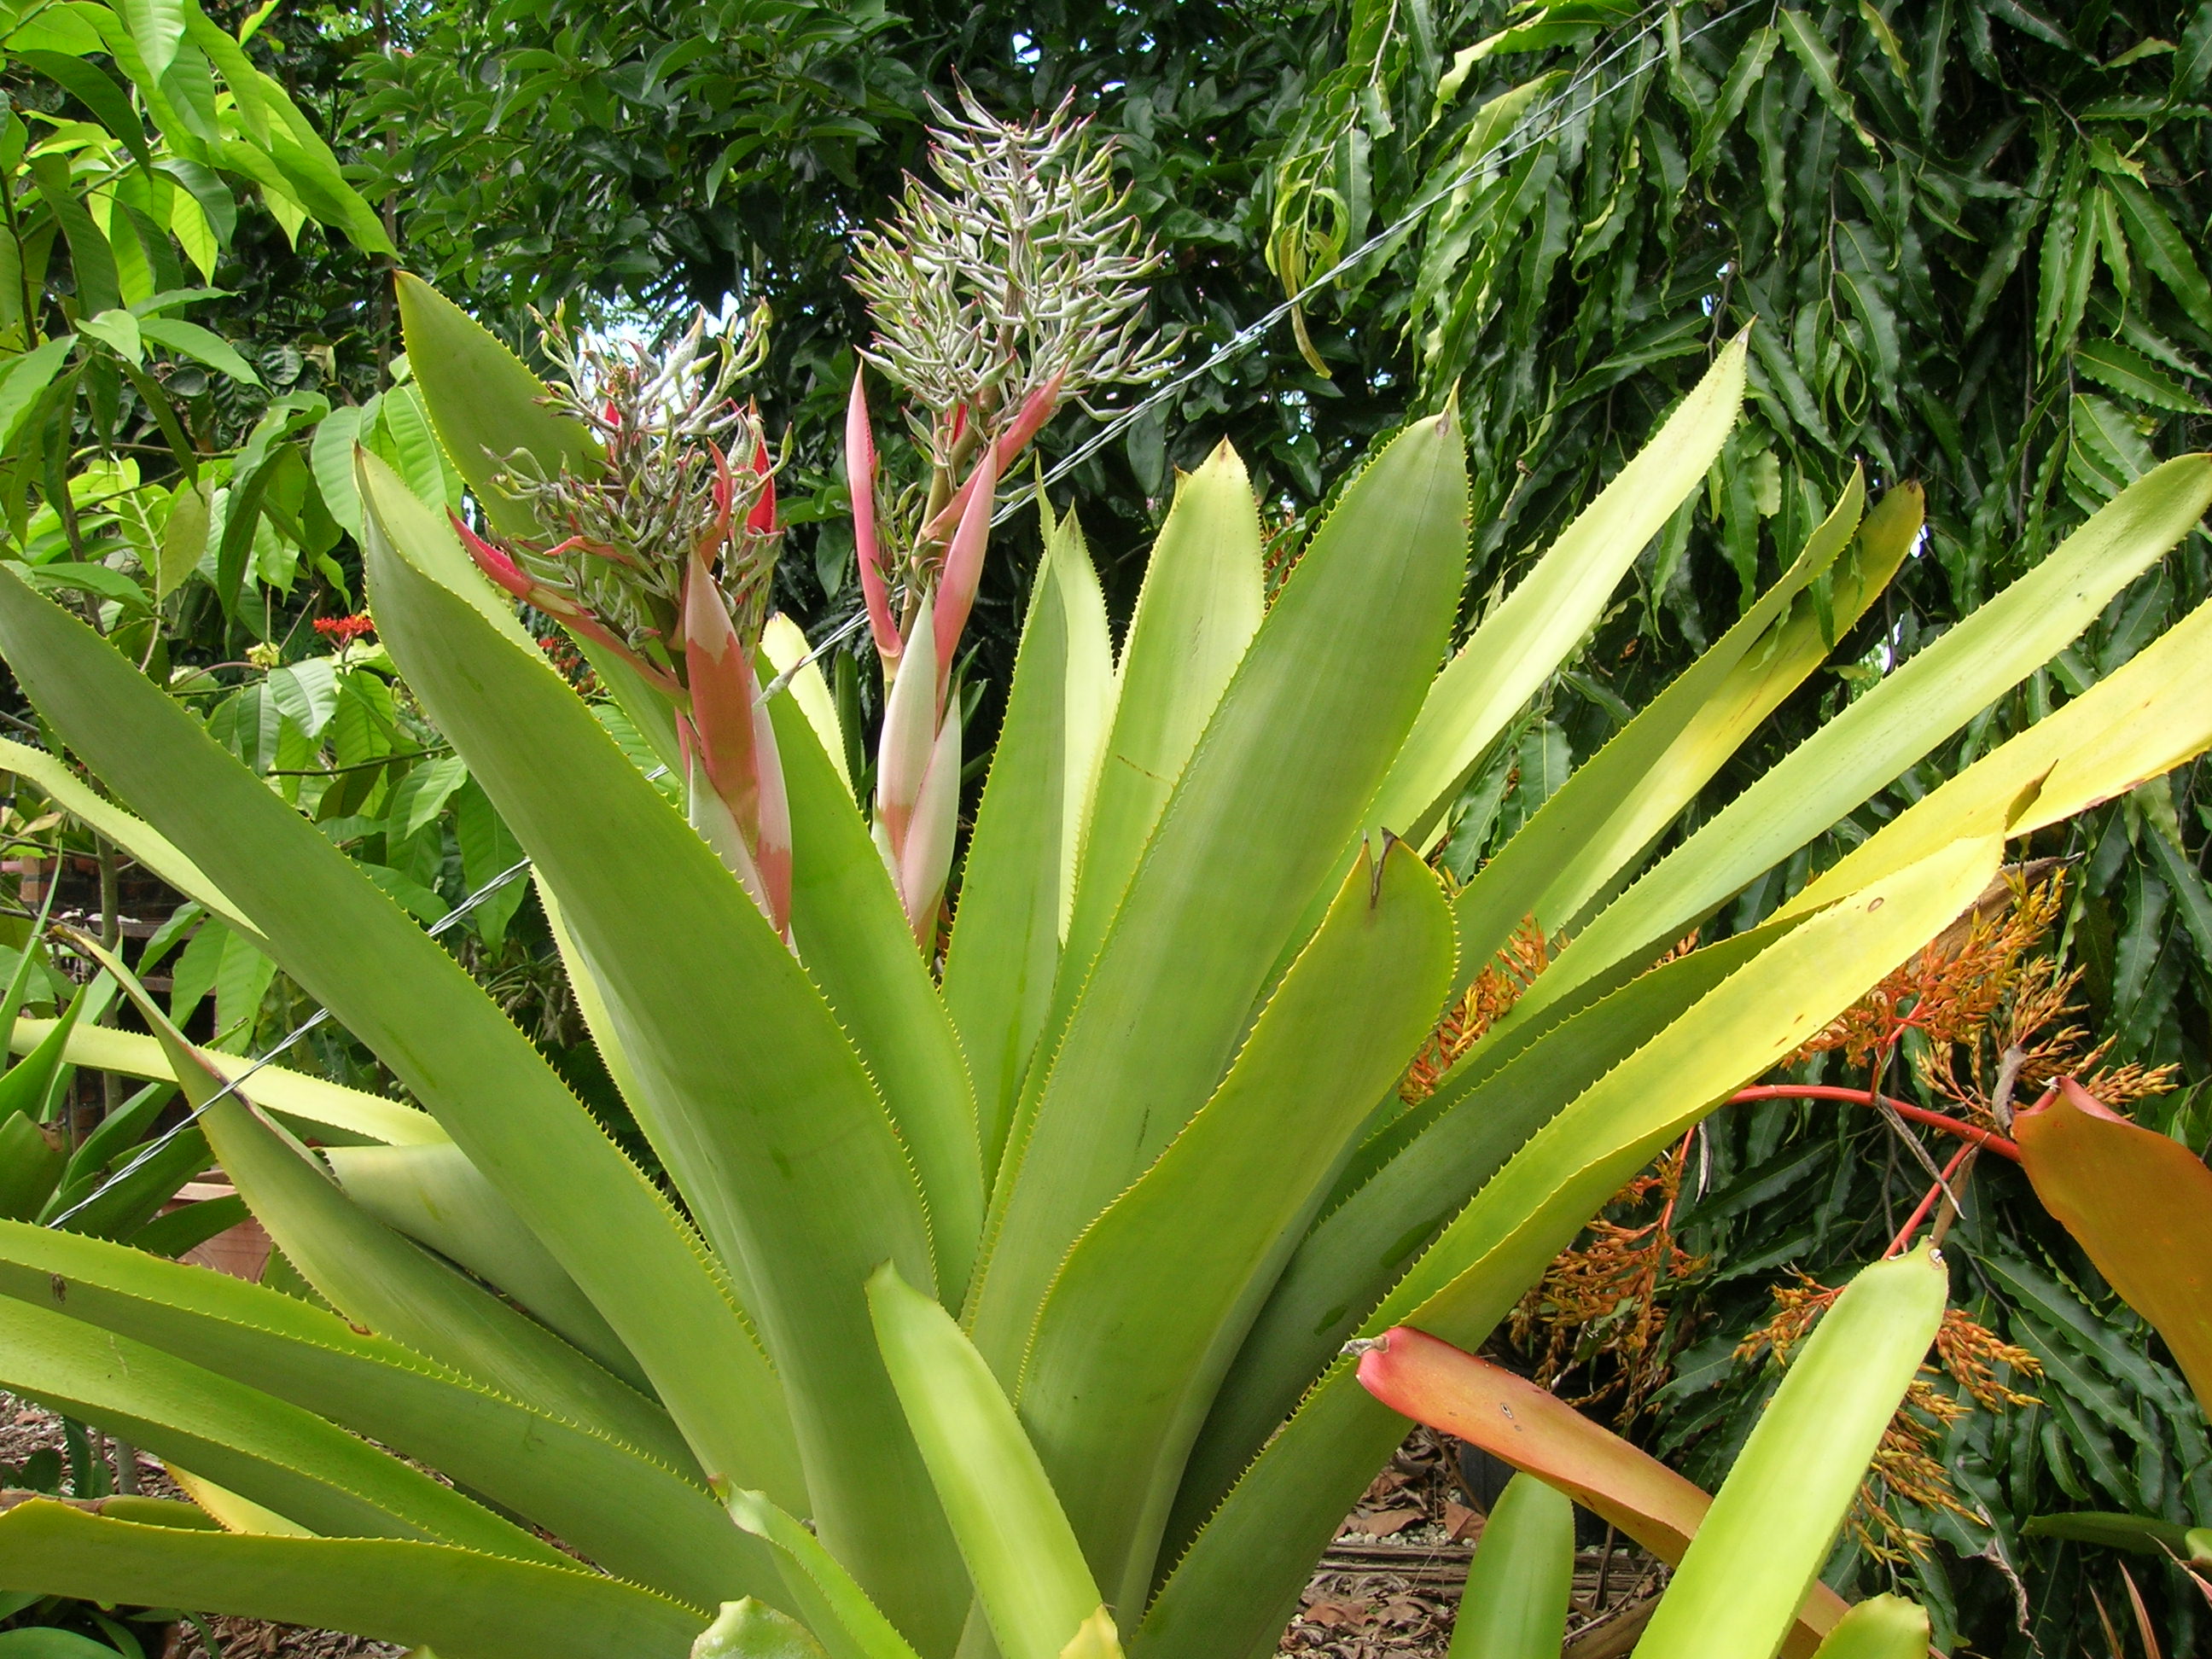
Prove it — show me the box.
[1443,1499,1483,1540]
[1354,1507,1426,1537]
[1302,1601,1368,1628]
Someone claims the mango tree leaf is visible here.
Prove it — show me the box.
[139,316,260,386]
[2021,1510,2209,1557]
[265,658,337,739]
[116,0,185,79]
[389,751,469,838]
[154,478,210,600]
[2075,338,2204,412]
[0,337,76,453]
[78,308,143,365]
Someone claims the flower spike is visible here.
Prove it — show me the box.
[745,419,777,537]
[932,438,998,708]
[451,512,533,601]
[916,372,1064,549]
[847,367,901,668]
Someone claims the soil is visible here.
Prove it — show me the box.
[3,1400,1656,1656]
[1279,1429,1667,1659]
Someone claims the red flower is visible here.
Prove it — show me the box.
[313,614,375,643]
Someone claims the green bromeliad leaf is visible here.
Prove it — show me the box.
[1021,837,1453,1621]
[0,1503,707,1659]
[1055,443,1263,1005]
[0,1293,564,1564]
[942,507,1114,1174]
[358,455,966,1648]
[397,272,601,540]
[869,1264,1110,1659]
[1520,451,2212,1022]
[7,1018,445,1146]
[1448,471,1917,975]
[0,557,790,1507]
[771,690,983,1306]
[1175,921,1782,1546]
[1369,335,1749,846]
[969,410,1469,1380]
[0,1222,773,1610]
[321,1141,645,1388]
[66,929,692,1471]
[1443,1472,1573,1659]
[1633,1248,1946,1659]
[1140,836,1995,1659]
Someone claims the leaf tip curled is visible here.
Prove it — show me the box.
[1058,1606,1122,1659]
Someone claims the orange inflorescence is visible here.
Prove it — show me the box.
[1792,869,2174,1121]
[1511,1144,1706,1425]
[1737,1278,2040,1561]
[1397,916,1550,1105]
[1791,874,2067,1068]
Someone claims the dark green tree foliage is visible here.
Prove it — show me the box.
[353,0,1415,634]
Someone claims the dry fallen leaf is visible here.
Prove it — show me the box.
[1353,1507,1426,1537]
[1301,1601,1369,1628]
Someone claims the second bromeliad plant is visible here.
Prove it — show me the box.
[0,102,2209,1659]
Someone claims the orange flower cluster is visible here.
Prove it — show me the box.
[1511,1144,1706,1425]
[311,613,375,643]
[1790,870,2175,1118]
[1397,916,1550,1105]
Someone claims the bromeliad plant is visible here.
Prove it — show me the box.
[0,275,2209,1659]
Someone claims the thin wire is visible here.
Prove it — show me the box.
[44,856,538,1229]
[989,1,1738,528]
[756,608,870,704]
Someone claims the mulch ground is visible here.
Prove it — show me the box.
[1281,1429,1665,1659]
[5,1399,1658,1656]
